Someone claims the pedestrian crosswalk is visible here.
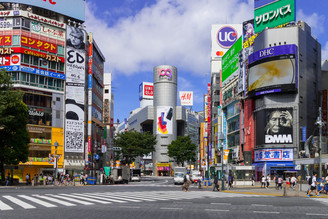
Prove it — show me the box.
[0,191,267,211]
[311,197,328,206]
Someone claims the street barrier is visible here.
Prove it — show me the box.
[86,177,96,185]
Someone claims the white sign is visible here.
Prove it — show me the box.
[211,24,242,59]
[179,91,193,106]
[156,106,173,135]
[139,82,153,100]
[254,148,293,162]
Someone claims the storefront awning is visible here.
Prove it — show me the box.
[252,162,295,168]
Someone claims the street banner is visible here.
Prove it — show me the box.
[223,149,230,164]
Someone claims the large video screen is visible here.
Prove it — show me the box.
[256,108,293,145]
[247,44,297,97]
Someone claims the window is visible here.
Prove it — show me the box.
[32,56,38,66]
[50,61,56,70]
[56,110,60,119]
[48,78,53,87]
[56,97,60,101]
[22,54,29,64]
[57,45,64,55]
[105,89,109,93]
[30,74,35,84]
[21,72,27,82]
[39,76,45,86]
[12,35,20,46]
[58,62,64,71]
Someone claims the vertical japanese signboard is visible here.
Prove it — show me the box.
[64,25,86,153]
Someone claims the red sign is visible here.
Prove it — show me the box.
[144,85,153,96]
[21,36,57,53]
[0,35,12,46]
[0,54,20,66]
[10,47,64,63]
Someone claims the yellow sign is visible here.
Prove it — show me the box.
[223,149,230,164]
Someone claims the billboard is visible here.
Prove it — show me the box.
[254,0,295,33]
[3,0,85,21]
[256,108,293,145]
[211,24,242,58]
[222,37,242,86]
[64,24,86,153]
[179,91,193,106]
[254,148,293,162]
[0,54,20,66]
[254,0,278,9]
[139,82,153,100]
[157,106,173,135]
[248,44,297,97]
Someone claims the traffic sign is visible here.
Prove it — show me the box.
[94,154,99,160]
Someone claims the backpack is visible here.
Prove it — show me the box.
[308,176,312,185]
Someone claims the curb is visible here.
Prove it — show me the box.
[222,190,283,197]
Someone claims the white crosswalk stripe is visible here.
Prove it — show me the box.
[311,197,328,205]
[0,190,268,211]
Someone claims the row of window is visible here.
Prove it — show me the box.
[21,54,65,72]
[9,71,64,91]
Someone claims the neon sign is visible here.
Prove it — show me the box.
[158,69,172,80]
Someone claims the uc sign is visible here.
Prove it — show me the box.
[217,26,238,49]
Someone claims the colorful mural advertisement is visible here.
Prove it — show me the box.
[157,106,173,135]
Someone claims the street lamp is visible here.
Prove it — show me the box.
[54,141,59,181]
[219,132,225,191]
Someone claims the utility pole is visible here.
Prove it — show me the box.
[317,107,323,178]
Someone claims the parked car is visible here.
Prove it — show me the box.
[131,174,141,182]
[174,172,185,185]
[191,171,202,183]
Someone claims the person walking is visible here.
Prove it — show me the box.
[261,175,266,188]
[5,173,10,186]
[25,173,30,185]
[251,174,255,186]
[274,175,278,189]
[307,172,320,197]
[278,176,283,190]
[213,175,219,191]
[291,175,297,189]
[228,175,233,190]
[183,173,191,192]
[266,174,270,189]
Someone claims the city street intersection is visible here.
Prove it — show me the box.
[1,177,328,219]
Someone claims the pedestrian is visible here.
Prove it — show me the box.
[278,176,283,189]
[266,174,270,189]
[261,175,266,188]
[251,174,255,186]
[291,175,297,189]
[25,173,29,185]
[5,173,10,186]
[213,175,219,191]
[274,175,278,189]
[228,174,233,189]
[286,176,291,189]
[307,172,320,197]
[183,173,191,192]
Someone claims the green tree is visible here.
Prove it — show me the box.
[114,131,156,165]
[0,69,30,180]
[168,136,196,166]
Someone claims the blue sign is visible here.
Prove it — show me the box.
[88,74,92,88]
[302,126,307,142]
[94,154,99,160]
[254,0,278,9]
[0,65,20,71]
[21,66,65,79]
[254,148,293,162]
[217,26,238,49]
[222,111,227,149]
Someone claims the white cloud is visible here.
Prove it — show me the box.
[85,0,253,76]
[297,9,326,38]
[322,41,328,60]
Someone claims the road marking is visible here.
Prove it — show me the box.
[205,209,230,212]
[3,196,36,209]
[92,193,142,202]
[47,194,94,205]
[306,213,328,216]
[254,211,280,214]
[211,203,231,205]
[18,195,57,208]
[117,206,140,209]
[160,207,183,210]
[173,201,193,204]
[73,193,126,203]
[58,194,111,204]
[0,200,13,210]
[32,195,76,206]
[251,204,273,207]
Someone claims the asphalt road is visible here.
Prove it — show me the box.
[1,177,328,219]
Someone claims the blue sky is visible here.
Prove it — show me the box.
[85,0,328,122]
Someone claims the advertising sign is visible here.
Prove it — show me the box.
[323,90,327,135]
[254,0,295,33]
[21,66,65,79]
[222,111,227,149]
[0,18,13,30]
[0,54,20,66]
[4,0,85,21]
[223,149,230,164]
[139,82,154,100]
[30,21,65,41]
[243,19,258,49]
[0,35,12,46]
[222,37,242,86]
[21,36,57,53]
[248,44,297,97]
[204,95,208,122]
[238,50,245,94]
[256,108,293,145]
[254,148,293,162]
[156,106,173,135]
[211,24,242,58]
[179,91,193,106]
[64,24,86,153]
[158,68,172,81]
